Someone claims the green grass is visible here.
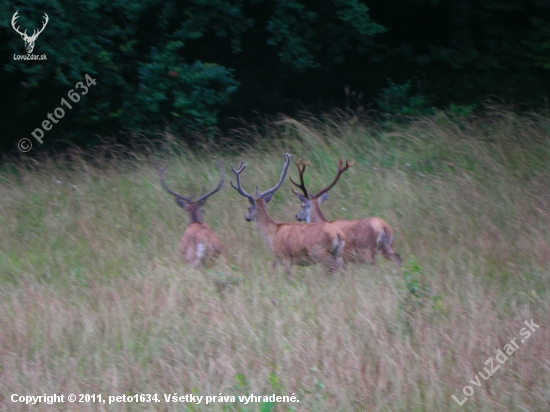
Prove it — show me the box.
[0,109,549,411]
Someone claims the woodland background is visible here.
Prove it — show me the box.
[1,0,550,151]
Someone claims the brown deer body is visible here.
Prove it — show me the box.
[231,153,345,276]
[160,161,224,267]
[290,158,402,268]
[179,219,222,267]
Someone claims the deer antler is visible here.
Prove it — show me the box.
[231,154,291,202]
[256,153,291,199]
[311,157,354,199]
[230,161,255,204]
[289,158,310,198]
[196,160,224,203]
[160,160,224,204]
[159,161,193,203]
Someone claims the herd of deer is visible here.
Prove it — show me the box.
[159,153,402,275]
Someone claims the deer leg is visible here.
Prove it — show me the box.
[377,228,402,270]
[285,259,293,277]
[337,256,347,274]
[273,255,292,278]
[381,241,402,270]
[271,258,280,275]
[382,250,402,270]
[324,256,341,275]
[363,249,376,265]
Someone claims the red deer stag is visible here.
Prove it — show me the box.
[290,158,402,269]
[159,161,224,266]
[230,153,346,276]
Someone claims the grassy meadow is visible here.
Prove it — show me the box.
[0,109,549,411]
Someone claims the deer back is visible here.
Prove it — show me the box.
[272,220,345,261]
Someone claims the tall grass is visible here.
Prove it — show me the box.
[0,109,549,411]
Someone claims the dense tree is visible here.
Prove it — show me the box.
[409,0,550,104]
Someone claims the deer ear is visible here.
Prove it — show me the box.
[318,192,328,204]
[263,192,275,203]
[294,192,308,203]
[176,198,188,210]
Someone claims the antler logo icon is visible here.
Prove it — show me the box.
[11,11,49,54]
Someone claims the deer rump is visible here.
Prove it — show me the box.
[270,223,345,266]
[180,222,222,266]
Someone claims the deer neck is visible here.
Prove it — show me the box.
[254,199,279,247]
[188,215,202,225]
[310,199,329,223]
[186,205,203,225]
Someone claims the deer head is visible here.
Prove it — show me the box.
[231,153,291,221]
[290,157,354,223]
[159,160,224,224]
[11,11,49,54]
